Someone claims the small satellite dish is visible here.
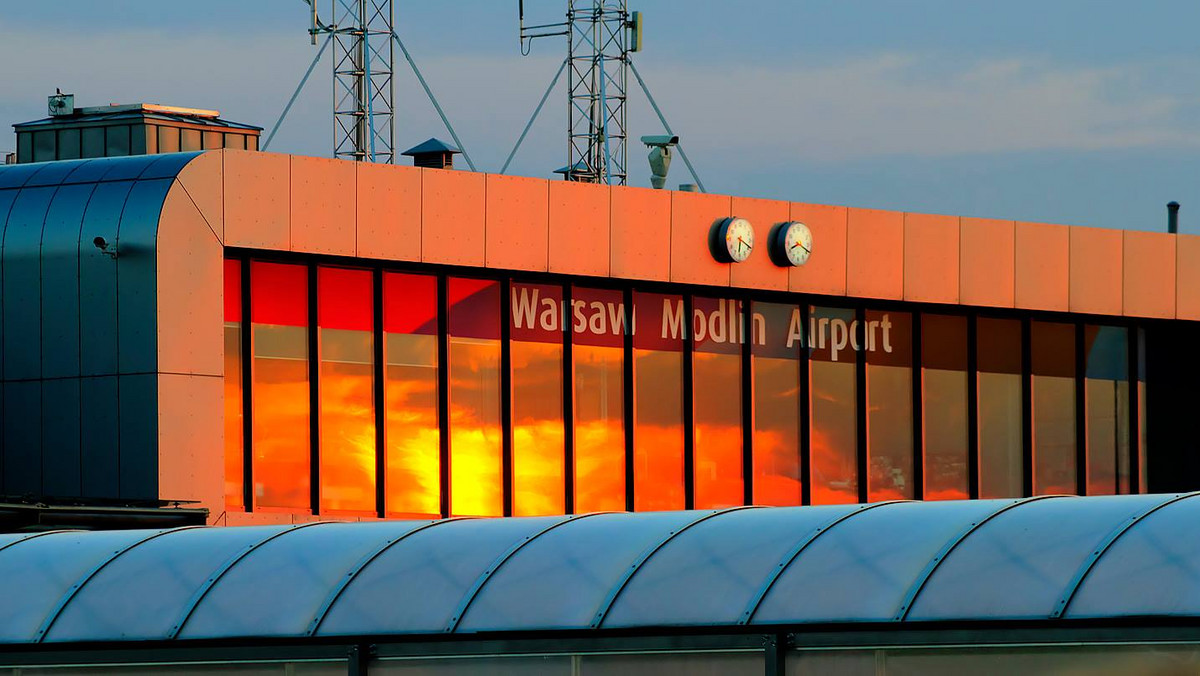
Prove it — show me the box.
[48,91,74,117]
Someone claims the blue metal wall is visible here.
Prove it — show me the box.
[0,153,199,502]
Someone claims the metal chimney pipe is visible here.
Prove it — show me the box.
[1168,201,1180,234]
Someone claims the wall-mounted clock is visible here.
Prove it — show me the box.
[710,217,754,263]
[768,221,813,267]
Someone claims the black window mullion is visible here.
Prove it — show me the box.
[683,294,695,510]
[1075,321,1087,496]
[966,314,980,499]
[1021,318,1034,497]
[240,257,254,512]
[742,300,754,507]
[855,308,868,503]
[500,280,514,517]
[437,276,450,519]
[563,285,575,515]
[799,305,812,506]
[308,264,321,515]
[911,313,924,501]
[373,269,386,518]
[623,287,635,512]
[1128,326,1140,494]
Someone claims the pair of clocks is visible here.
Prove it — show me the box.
[710,217,812,267]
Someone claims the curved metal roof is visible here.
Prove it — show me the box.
[0,494,1198,644]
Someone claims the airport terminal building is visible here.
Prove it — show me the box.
[2,126,1200,673]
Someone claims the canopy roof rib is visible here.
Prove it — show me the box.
[0,494,1198,644]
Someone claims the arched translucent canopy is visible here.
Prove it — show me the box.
[0,494,1192,645]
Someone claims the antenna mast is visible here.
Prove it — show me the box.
[309,0,396,162]
[566,0,629,184]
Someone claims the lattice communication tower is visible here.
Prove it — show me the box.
[566,0,630,184]
[309,0,396,163]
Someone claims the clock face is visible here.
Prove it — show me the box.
[770,221,813,267]
[712,217,754,263]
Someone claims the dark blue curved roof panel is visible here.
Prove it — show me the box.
[318,516,565,637]
[78,180,133,377]
[1067,493,1200,618]
[906,494,1168,621]
[0,497,1196,645]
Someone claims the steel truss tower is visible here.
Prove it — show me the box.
[313,0,396,163]
[566,0,629,184]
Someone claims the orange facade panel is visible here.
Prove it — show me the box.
[158,373,223,524]
[1122,230,1176,320]
[611,185,671,282]
[846,208,903,300]
[670,191,732,287]
[1015,221,1069,312]
[959,218,1015,308]
[290,155,356,257]
[421,168,485,266]
[173,150,223,241]
[485,174,549,272]
[903,212,959,304]
[730,196,789,291]
[158,186,223,377]
[549,180,610,277]
[1177,235,1200,321]
[788,202,847,296]
[1069,226,1123,316]
[223,149,289,250]
[356,161,421,262]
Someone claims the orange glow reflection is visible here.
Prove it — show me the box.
[319,331,376,513]
[693,351,742,508]
[224,325,243,509]
[753,357,801,506]
[512,340,565,516]
[810,360,857,505]
[385,334,439,517]
[633,348,685,511]
[253,325,310,510]
[574,343,625,512]
[449,337,503,516]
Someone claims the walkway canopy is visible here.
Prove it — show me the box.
[1,493,1199,644]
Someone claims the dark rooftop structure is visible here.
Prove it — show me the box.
[12,95,261,164]
[401,137,460,169]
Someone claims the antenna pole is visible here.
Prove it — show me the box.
[391,32,479,172]
[263,34,332,152]
[566,0,629,184]
[629,59,706,193]
[502,58,568,175]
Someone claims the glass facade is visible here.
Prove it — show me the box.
[226,258,1148,516]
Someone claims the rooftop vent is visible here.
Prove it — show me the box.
[401,138,460,169]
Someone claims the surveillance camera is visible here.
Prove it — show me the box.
[93,236,118,259]
[641,134,679,147]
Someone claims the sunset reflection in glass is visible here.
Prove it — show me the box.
[448,278,503,516]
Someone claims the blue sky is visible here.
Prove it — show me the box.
[3,1,1200,232]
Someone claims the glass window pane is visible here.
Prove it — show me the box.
[383,273,440,517]
[144,125,157,154]
[809,306,858,504]
[977,317,1023,498]
[224,133,247,150]
[224,260,244,510]
[203,131,223,149]
[57,128,81,160]
[448,278,502,516]
[573,287,626,512]
[81,127,105,157]
[1084,325,1129,495]
[753,302,802,506]
[693,296,743,509]
[633,292,685,511]
[251,262,310,511]
[158,126,180,153]
[511,282,565,516]
[318,267,375,513]
[1138,328,1147,493]
[105,125,130,157]
[33,130,56,161]
[922,314,968,500]
[866,310,913,501]
[17,132,31,163]
[1033,321,1076,495]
